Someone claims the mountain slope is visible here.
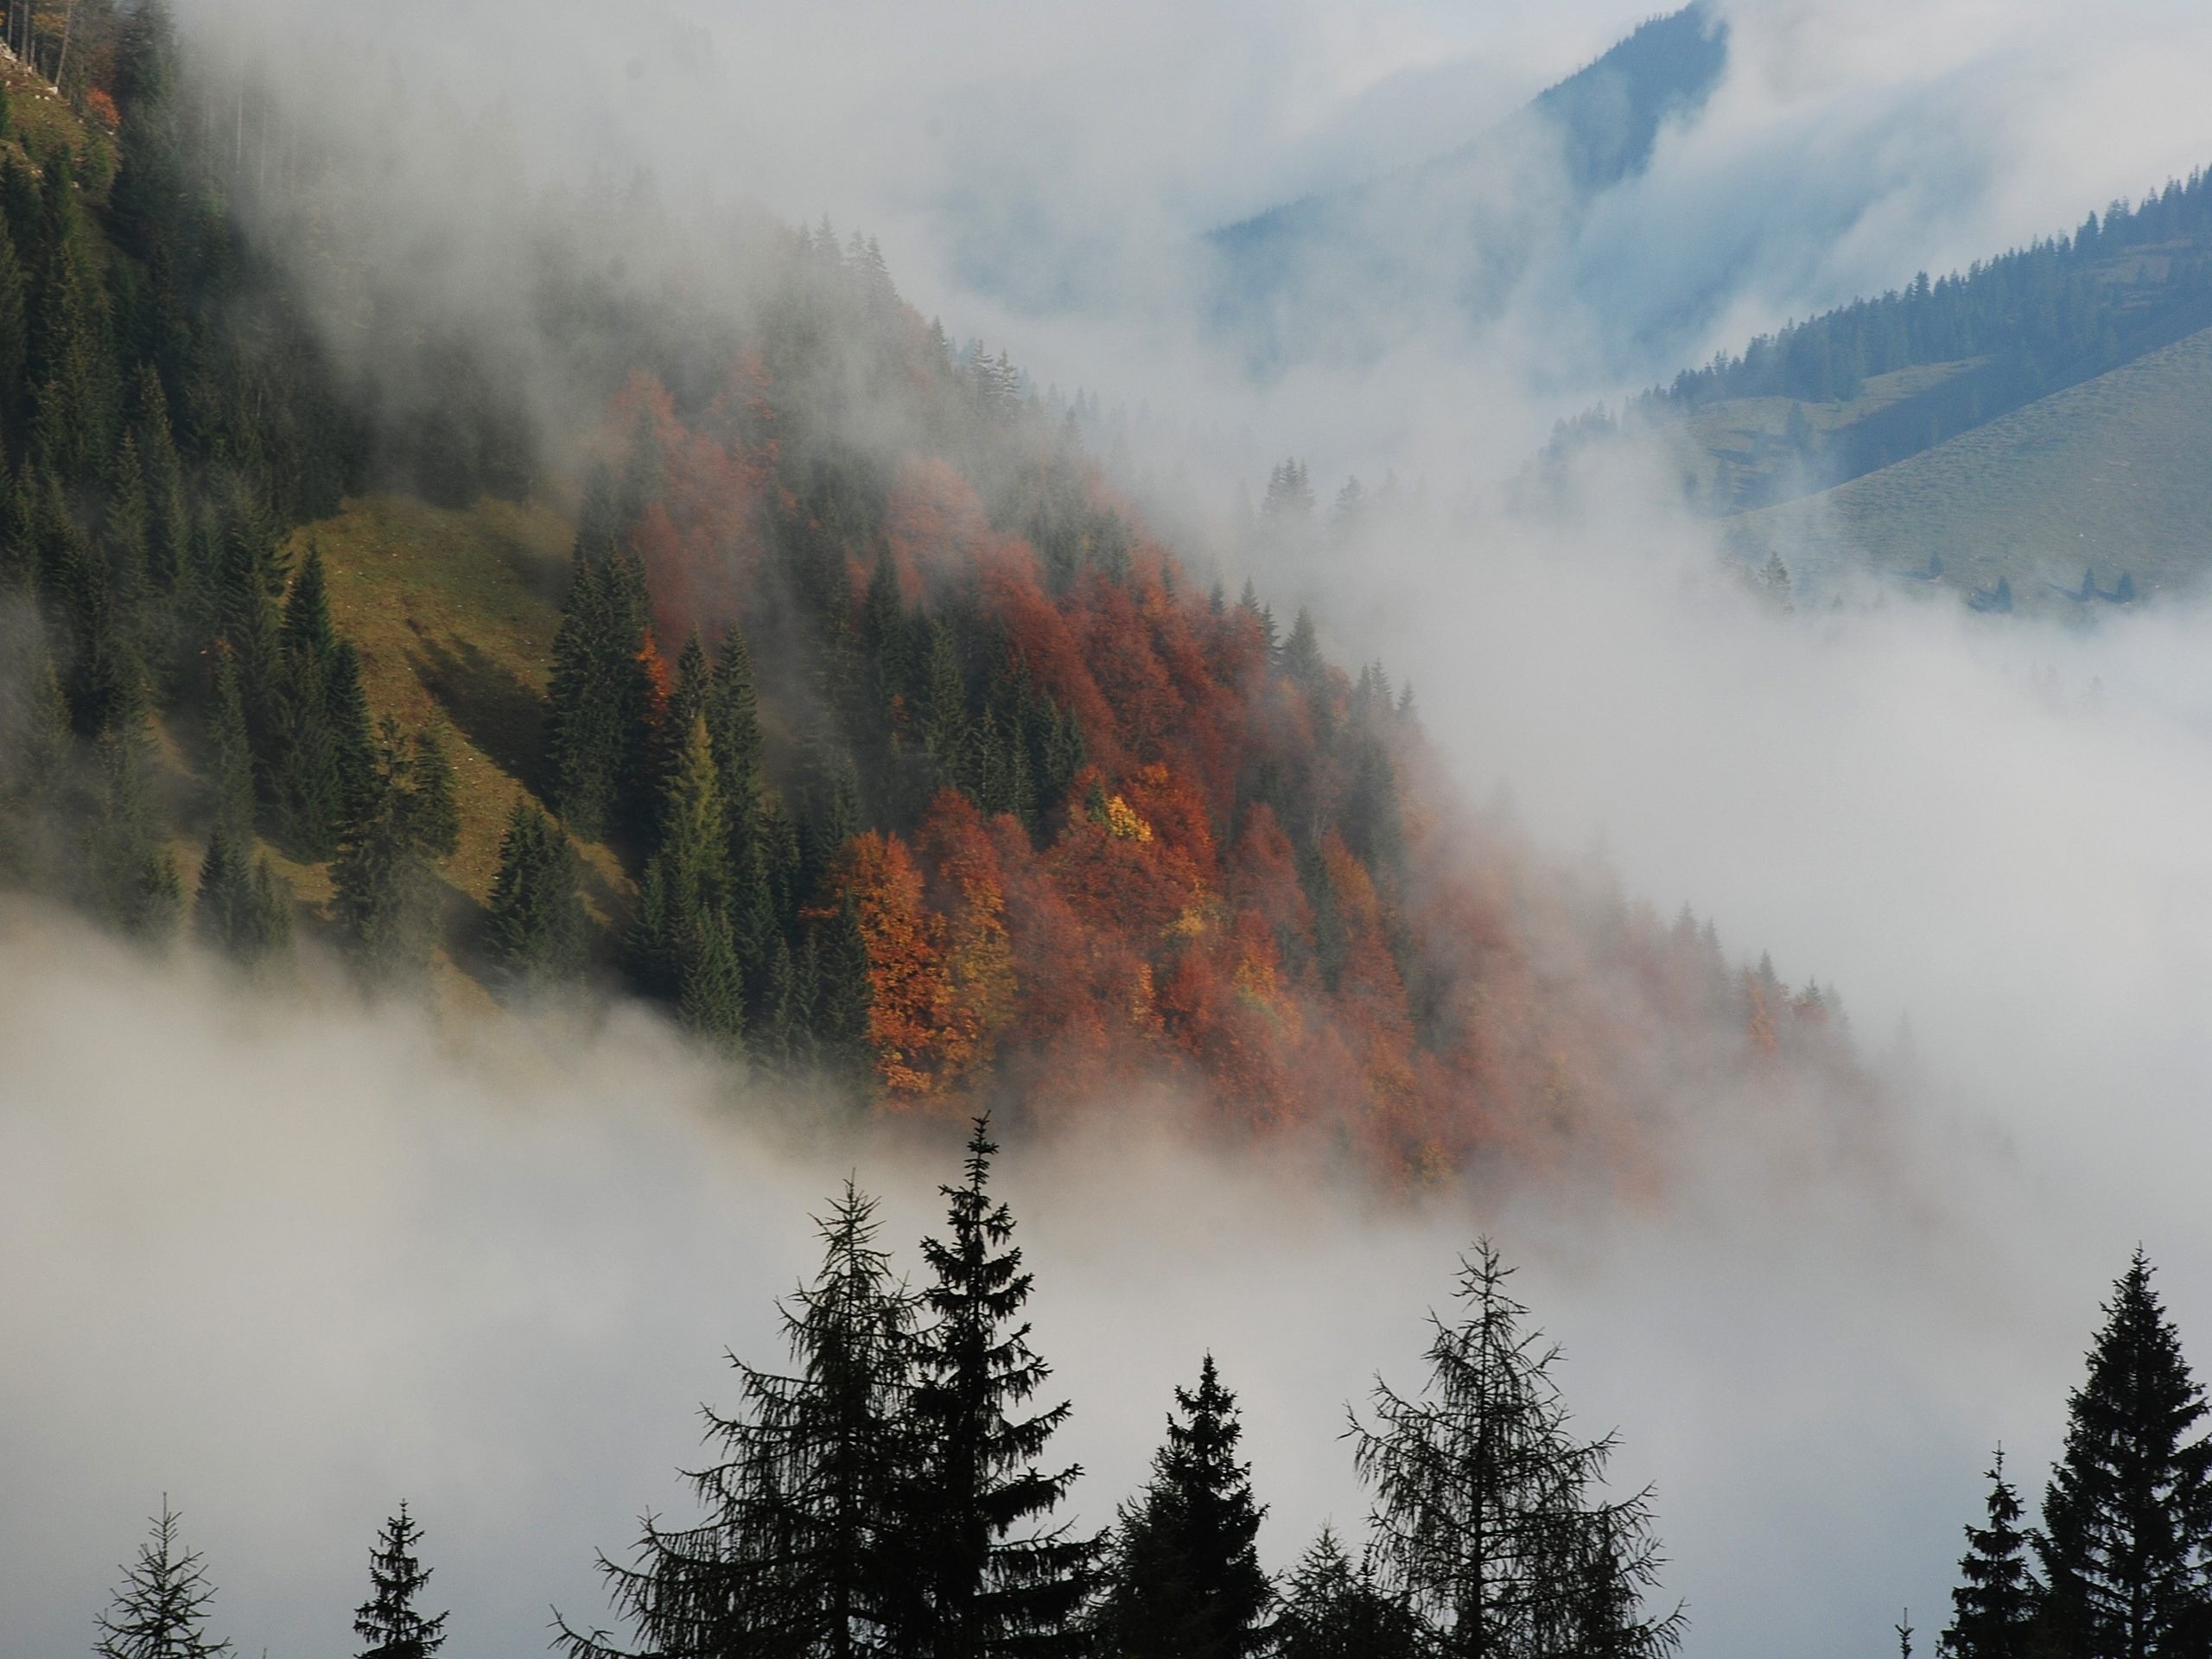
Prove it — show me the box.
[1205,5,1728,368]
[1651,170,2212,511]
[1730,324,2212,611]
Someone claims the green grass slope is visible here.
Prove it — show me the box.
[1733,324,2212,615]
[257,493,632,1001]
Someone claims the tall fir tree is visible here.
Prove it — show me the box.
[485,799,590,989]
[559,1183,917,1659]
[93,1500,232,1659]
[542,472,658,842]
[353,1504,449,1659]
[205,646,255,838]
[84,723,181,942]
[885,1118,1096,1658]
[403,724,461,860]
[1091,1355,1273,1659]
[1351,1240,1683,1659]
[332,718,448,980]
[2038,1250,2212,1659]
[1941,1449,2043,1659]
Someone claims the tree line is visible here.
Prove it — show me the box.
[86,1121,1684,1659]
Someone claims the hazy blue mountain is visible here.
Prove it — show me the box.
[1205,4,1729,371]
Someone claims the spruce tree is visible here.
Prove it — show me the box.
[486,800,589,989]
[1271,1529,1421,1659]
[1941,1449,2042,1659]
[885,1117,1095,1657]
[0,632,69,880]
[272,643,344,856]
[1351,1240,1683,1659]
[543,478,658,843]
[194,823,248,950]
[680,906,747,1058]
[543,543,621,840]
[85,724,181,942]
[130,365,188,594]
[1092,1355,1273,1659]
[206,647,254,838]
[814,893,874,1087]
[332,719,446,979]
[93,1500,232,1659]
[711,626,765,858]
[559,1182,917,1659]
[327,641,378,824]
[2038,1249,2212,1659]
[403,724,461,860]
[353,1504,448,1659]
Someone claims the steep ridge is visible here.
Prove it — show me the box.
[1205,4,1728,370]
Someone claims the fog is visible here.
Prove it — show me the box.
[12,0,2212,1656]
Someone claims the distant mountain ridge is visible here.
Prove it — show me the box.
[1205,5,1729,369]
[1649,167,2212,512]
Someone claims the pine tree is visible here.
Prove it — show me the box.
[327,641,378,823]
[885,1117,1096,1657]
[403,725,461,860]
[1272,1529,1421,1659]
[543,478,658,843]
[93,1500,232,1659]
[2038,1249,2212,1659]
[711,626,765,855]
[1351,1240,1683,1659]
[130,365,188,594]
[558,1182,917,1659]
[332,719,445,979]
[1941,1449,2042,1659]
[200,649,249,840]
[0,631,69,880]
[272,644,344,855]
[0,216,25,430]
[543,543,623,840]
[486,800,589,989]
[85,723,181,942]
[1091,1354,1273,1659]
[924,620,970,797]
[680,905,747,1058]
[194,823,249,950]
[353,1504,448,1659]
[813,892,874,1087]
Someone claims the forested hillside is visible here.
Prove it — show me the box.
[0,0,1868,1180]
[1623,166,2212,512]
[1725,324,2212,613]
